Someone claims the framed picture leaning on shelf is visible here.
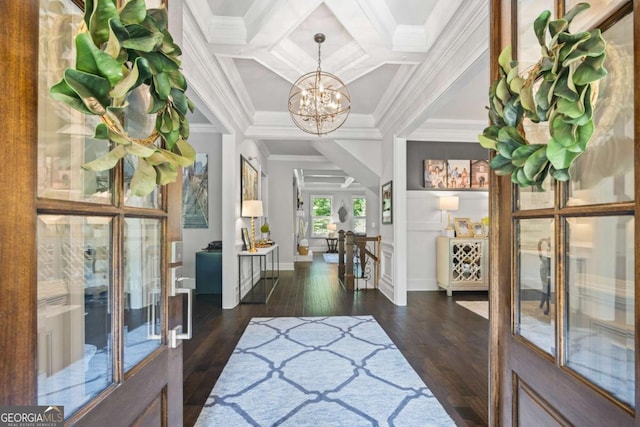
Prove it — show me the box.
[423,159,446,189]
[454,217,474,237]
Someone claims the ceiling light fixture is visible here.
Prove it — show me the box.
[288,33,351,136]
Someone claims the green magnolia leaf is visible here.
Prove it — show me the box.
[494,162,517,176]
[153,72,171,100]
[147,7,168,32]
[161,129,180,147]
[130,158,157,196]
[550,167,570,181]
[154,163,177,185]
[111,57,151,100]
[520,84,536,113]
[522,145,549,181]
[535,79,553,111]
[563,2,590,24]
[478,134,497,150]
[557,31,591,62]
[105,18,124,60]
[512,144,545,167]
[157,146,193,167]
[50,79,94,115]
[547,137,582,169]
[550,113,577,146]
[490,154,513,169]
[119,0,147,25]
[88,0,118,46]
[75,33,123,87]
[63,69,111,115]
[498,46,513,74]
[179,117,190,139]
[573,53,607,85]
[557,97,584,119]
[553,69,578,101]
[82,145,127,171]
[498,125,526,146]
[122,32,164,52]
[167,69,188,91]
[548,19,568,39]
[496,78,510,104]
[533,10,551,47]
[176,138,196,162]
[502,97,522,127]
[170,88,188,115]
[509,76,525,94]
[575,119,595,152]
[138,51,180,73]
[93,123,109,139]
[563,29,606,66]
[125,141,157,157]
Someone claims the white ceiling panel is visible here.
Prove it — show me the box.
[386,0,439,25]
[234,58,293,111]
[347,64,400,115]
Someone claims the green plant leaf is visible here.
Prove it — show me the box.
[478,134,497,150]
[557,31,591,62]
[176,138,196,162]
[125,141,157,157]
[490,154,512,169]
[153,72,171,100]
[170,88,188,115]
[498,46,513,74]
[147,7,168,31]
[179,117,190,139]
[575,119,595,152]
[498,125,526,146]
[553,69,578,101]
[511,144,545,167]
[119,0,147,25]
[167,69,187,91]
[496,78,510,104]
[93,123,109,139]
[50,79,94,115]
[110,56,151,100]
[533,10,551,47]
[522,145,549,181]
[550,167,570,181]
[547,137,582,169]
[122,32,164,52]
[138,51,180,73]
[502,97,522,127]
[563,29,606,66]
[63,69,111,115]
[82,145,127,171]
[88,0,118,46]
[550,113,576,146]
[563,2,590,24]
[557,97,584,119]
[154,163,177,185]
[548,19,568,39]
[75,33,123,87]
[161,129,180,147]
[535,79,553,111]
[573,53,607,85]
[509,76,525,94]
[130,158,157,196]
[156,146,193,167]
[520,83,536,113]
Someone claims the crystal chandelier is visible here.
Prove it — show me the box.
[288,33,351,136]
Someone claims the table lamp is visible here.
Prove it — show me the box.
[439,196,459,237]
[242,200,263,252]
[327,223,337,237]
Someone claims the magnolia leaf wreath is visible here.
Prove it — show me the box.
[50,0,195,196]
[478,2,607,189]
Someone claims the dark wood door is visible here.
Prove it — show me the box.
[1,0,185,425]
[489,1,638,425]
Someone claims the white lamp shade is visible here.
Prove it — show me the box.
[242,200,263,217]
[327,223,337,231]
[439,196,459,211]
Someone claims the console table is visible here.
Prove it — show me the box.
[436,237,488,296]
[238,244,279,304]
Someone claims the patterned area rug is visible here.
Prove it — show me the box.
[195,316,455,426]
[322,253,339,263]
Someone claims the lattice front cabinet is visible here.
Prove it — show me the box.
[436,237,488,296]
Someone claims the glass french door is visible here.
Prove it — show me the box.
[491,1,638,425]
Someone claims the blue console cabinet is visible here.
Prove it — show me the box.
[195,250,222,294]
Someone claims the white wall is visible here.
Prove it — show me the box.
[181,129,222,280]
[407,190,489,291]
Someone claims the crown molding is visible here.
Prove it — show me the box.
[408,119,486,142]
[378,0,488,137]
[392,25,428,52]
[217,56,256,118]
[208,16,247,45]
[190,123,219,133]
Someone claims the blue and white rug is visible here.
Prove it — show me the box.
[195,316,455,426]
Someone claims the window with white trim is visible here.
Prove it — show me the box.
[352,196,366,234]
[311,195,332,237]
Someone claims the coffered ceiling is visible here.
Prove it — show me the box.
[182,0,490,188]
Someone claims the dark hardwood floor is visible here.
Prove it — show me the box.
[182,254,489,426]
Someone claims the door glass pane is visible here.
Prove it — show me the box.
[124,218,162,370]
[124,86,161,208]
[566,0,627,32]
[565,216,634,406]
[37,215,112,417]
[516,0,554,70]
[38,0,112,204]
[516,218,555,355]
[567,14,634,206]
[517,176,555,210]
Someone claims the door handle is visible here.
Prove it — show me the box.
[169,277,193,348]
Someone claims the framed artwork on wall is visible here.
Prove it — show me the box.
[381,180,393,224]
[182,153,208,228]
[471,159,490,188]
[241,155,259,217]
[446,160,471,188]
[423,159,447,189]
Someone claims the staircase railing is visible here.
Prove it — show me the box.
[337,230,381,291]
